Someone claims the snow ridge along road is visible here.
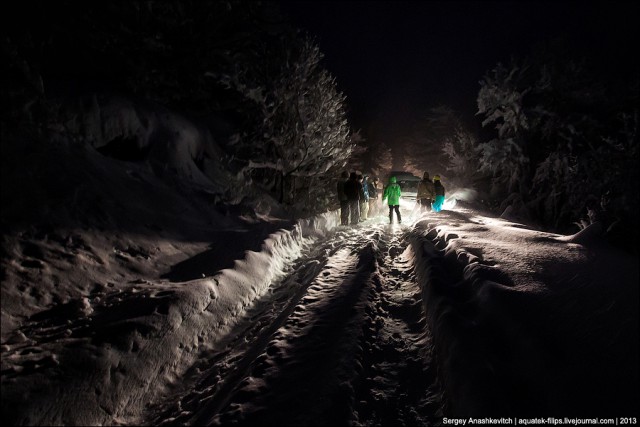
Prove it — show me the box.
[150,221,444,426]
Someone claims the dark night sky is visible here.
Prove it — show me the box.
[277,1,639,136]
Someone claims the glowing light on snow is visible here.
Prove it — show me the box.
[448,188,478,202]
[399,197,417,210]
[443,198,457,210]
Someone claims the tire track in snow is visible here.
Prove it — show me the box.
[150,232,343,426]
[150,227,358,425]
[352,228,443,426]
[152,223,443,426]
[204,235,379,426]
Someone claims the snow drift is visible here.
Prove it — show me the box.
[408,207,638,417]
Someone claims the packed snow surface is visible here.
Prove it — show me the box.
[2,200,637,425]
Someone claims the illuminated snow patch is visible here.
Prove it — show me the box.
[399,198,416,210]
[442,198,457,210]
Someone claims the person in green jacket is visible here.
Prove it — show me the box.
[382,176,402,224]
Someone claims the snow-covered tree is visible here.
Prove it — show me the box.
[222,35,355,206]
[4,1,356,215]
[403,106,464,178]
[346,130,370,174]
[476,60,532,198]
[441,128,482,190]
[476,42,639,244]
[366,138,393,181]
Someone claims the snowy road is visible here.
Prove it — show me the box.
[150,219,444,426]
[4,201,635,425]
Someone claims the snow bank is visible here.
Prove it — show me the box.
[2,89,343,424]
[57,94,235,191]
[1,209,340,425]
[408,210,638,417]
[208,210,339,339]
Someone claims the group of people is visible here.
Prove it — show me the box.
[337,170,446,226]
[337,172,380,225]
[416,171,446,213]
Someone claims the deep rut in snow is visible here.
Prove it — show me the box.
[152,222,444,426]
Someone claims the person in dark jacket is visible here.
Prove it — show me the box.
[367,176,378,217]
[343,172,361,225]
[432,174,446,212]
[337,171,350,225]
[416,171,436,212]
[358,174,370,221]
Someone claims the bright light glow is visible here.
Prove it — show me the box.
[399,197,416,210]
[443,198,457,210]
[448,188,478,202]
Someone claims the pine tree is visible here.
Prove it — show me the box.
[222,35,355,206]
[476,42,639,242]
